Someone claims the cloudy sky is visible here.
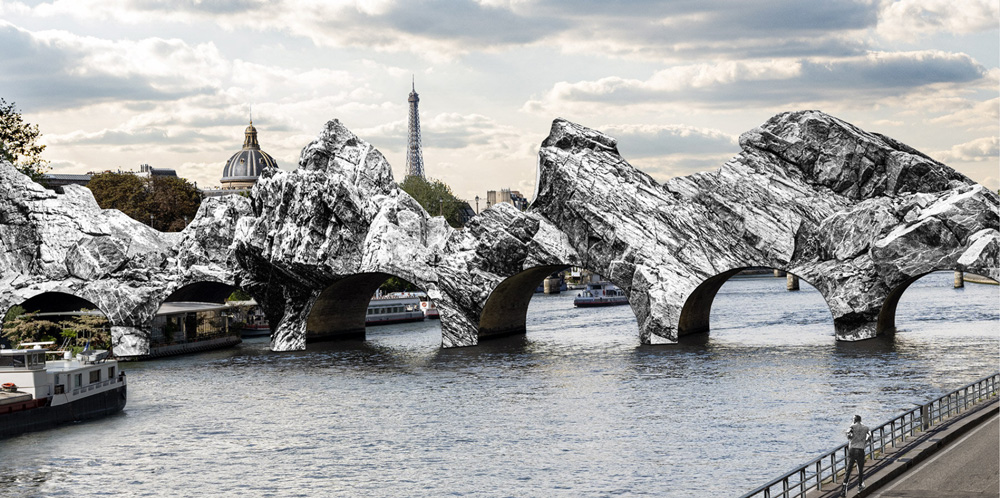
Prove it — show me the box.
[1,0,997,203]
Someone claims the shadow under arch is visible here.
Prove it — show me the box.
[478,264,640,341]
[877,269,999,334]
[677,267,834,338]
[16,291,108,316]
[305,272,429,343]
[3,291,111,348]
[163,281,239,304]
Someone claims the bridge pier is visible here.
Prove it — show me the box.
[111,325,151,357]
[954,270,964,288]
[786,274,799,291]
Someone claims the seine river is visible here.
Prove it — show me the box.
[2,271,997,497]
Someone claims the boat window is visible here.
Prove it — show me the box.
[11,355,25,368]
[0,356,11,367]
[89,370,100,384]
[108,366,115,379]
[75,373,83,388]
[367,309,373,315]
[54,384,65,394]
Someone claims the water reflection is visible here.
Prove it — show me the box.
[0,272,995,498]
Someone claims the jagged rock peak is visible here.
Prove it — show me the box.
[543,118,619,153]
[296,118,396,196]
[739,110,973,199]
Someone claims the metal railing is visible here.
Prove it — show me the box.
[739,373,999,498]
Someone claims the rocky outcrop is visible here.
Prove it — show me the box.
[0,162,250,355]
[235,111,998,349]
[532,111,997,342]
[2,110,996,353]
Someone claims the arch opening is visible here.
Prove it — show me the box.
[479,264,639,342]
[2,292,110,350]
[878,270,999,335]
[677,267,834,340]
[150,281,243,352]
[306,272,436,343]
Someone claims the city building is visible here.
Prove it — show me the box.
[217,119,277,192]
[42,164,177,191]
[486,189,529,211]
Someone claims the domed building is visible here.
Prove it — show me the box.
[220,120,277,190]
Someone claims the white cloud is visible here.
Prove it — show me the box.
[934,136,999,163]
[878,0,999,41]
[600,124,737,158]
[524,51,989,113]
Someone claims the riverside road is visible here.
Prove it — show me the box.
[873,412,999,498]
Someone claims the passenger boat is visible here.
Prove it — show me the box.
[366,294,425,326]
[1,342,126,438]
[412,292,440,319]
[573,282,629,307]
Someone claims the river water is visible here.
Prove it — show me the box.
[2,271,997,497]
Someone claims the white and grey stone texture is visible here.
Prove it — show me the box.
[1,110,996,354]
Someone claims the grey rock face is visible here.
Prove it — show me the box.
[232,111,997,350]
[0,162,250,355]
[1,110,996,354]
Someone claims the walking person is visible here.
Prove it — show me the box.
[842,414,872,496]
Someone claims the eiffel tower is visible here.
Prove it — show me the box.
[405,77,425,179]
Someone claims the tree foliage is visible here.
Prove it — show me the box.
[2,306,110,351]
[398,175,464,228]
[87,172,203,231]
[0,98,48,181]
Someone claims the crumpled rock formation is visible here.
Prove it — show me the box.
[0,162,250,355]
[532,112,998,342]
[2,110,997,354]
[234,111,998,351]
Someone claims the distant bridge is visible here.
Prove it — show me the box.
[0,111,997,356]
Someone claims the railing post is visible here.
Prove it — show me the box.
[816,461,822,491]
[830,454,837,484]
[921,403,929,431]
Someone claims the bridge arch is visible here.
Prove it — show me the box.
[304,272,433,343]
[162,281,240,304]
[677,267,835,338]
[478,264,639,341]
[877,269,999,334]
[2,291,112,348]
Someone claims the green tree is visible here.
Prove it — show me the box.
[379,276,419,293]
[0,98,49,181]
[398,175,464,228]
[59,311,111,350]
[87,172,150,221]
[148,175,203,231]
[1,310,62,347]
[86,172,203,231]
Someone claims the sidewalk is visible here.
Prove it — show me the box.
[804,398,999,498]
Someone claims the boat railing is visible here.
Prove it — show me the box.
[70,375,122,397]
[739,373,1000,498]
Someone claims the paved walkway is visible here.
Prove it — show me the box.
[873,412,998,497]
[806,399,999,498]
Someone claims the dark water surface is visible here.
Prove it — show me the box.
[2,272,997,497]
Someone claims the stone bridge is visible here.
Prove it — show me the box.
[1,111,997,355]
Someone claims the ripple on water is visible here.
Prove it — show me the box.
[0,272,996,497]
